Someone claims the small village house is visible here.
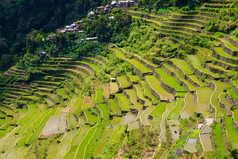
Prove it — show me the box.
[38,52,49,59]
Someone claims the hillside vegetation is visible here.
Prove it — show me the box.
[0,0,238,158]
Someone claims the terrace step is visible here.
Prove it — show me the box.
[159,25,200,34]
[163,21,203,30]
[0,105,14,117]
[117,76,130,89]
[171,13,212,21]
[154,68,186,95]
[34,81,61,87]
[4,90,32,96]
[145,75,174,102]
[212,58,238,71]
[36,87,55,93]
[168,18,207,26]
[139,81,160,104]
[168,58,194,77]
[161,63,196,92]
[186,75,207,87]
[204,3,228,8]
[133,84,152,106]
[220,38,238,56]
[124,89,143,110]
[197,12,216,18]
[106,98,121,116]
[187,55,222,80]
[213,47,238,65]
[114,93,131,113]
[155,27,192,37]
[200,7,221,13]
[206,63,237,76]
[219,92,233,113]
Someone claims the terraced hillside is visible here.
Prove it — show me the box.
[0,0,238,158]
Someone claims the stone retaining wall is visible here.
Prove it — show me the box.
[153,70,177,95]
[138,81,155,104]
[145,77,162,101]
[166,60,186,78]
[212,47,238,65]
[185,75,200,87]
[171,14,212,21]
[226,93,237,105]
[212,60,238,71]
[223,36,238,48]
[132,85,146,105]
[163,21,202,30]
[161,64,191,92]
[205,64,226,75]
[221,41,237,56]
[160,25,200,34]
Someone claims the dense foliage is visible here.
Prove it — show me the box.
[0,0,110,72]
[137,0,208,12]
[206,1,238,35]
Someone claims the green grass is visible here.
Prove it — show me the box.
[74,124,98,159]
[0,106,14,116]
[97,104,109,119]
[26,108,57,144]
[163,63,196,91]
[64,125,91,158]
[124,89,143,110]
[84,111,97,124]
[128,74,139,83]
[68,113,79,129]
[146,75,174,101]
[107,99,121,116]
[196,87,213,114]
[117,76,130,88]
[170,58,194,75]
[190,130,200,139]
[155,68,186,92]
[18,104,38,125]
[92,127,111,158]
[57,88,69,99]
[96,89,104,103]
[214,123,226,158]
[133,84,152,106]
[112,48,152,73]
[150,102,167,117]
[211,81,228,118]
[76,61,99,71]
[140,80,160,104]
[187,75,207,87]
[108,125,127,144]
[182,93,195,118]
[219,92,233,111]
[225,117,238,148]
[233,108,238,124]
[228,89,238,102]
[114,93,131,112]
[74,96,83,116]
[167,98,184,120]
[188,55,222,78]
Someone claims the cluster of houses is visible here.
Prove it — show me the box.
[88,0,136,17]
[57,22,78,34]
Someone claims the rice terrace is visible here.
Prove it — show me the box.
[0,0,238,158]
